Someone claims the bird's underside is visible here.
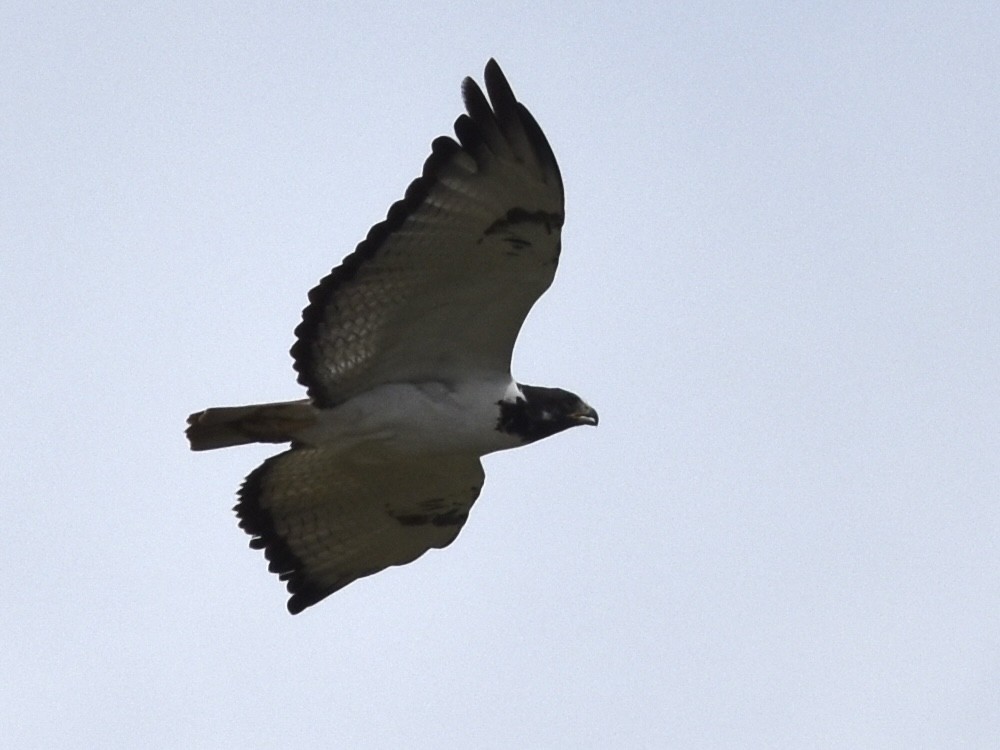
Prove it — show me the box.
[186,59,596,613]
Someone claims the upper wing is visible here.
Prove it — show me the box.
[234,445,485,614]
[293,59,564,407]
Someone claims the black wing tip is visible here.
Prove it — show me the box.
[286,588,333,615]
[460,58,502,98]
[483,58,512,99]
[292,59,561,402]
[484,58,505,87]
[470,59,562,189]
[235,454,339,615]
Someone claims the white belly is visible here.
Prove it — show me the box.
[296,379,524,457]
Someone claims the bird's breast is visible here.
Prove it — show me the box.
[298,379,523,456]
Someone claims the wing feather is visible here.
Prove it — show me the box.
[235,446,485,614]
[292,59,564,407]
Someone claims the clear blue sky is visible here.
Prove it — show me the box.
[3,2,999,747]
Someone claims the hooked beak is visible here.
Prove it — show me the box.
[571,404,599,427]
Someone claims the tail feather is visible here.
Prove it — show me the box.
[186,400,315,451]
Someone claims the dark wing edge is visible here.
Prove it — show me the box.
[235,455,336,614]
[291,59,563,407]
[234,449,485,614]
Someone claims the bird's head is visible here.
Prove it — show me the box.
[497,384,598,443]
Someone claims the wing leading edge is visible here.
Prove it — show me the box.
[292,59,565,408]
[236,446,485,614]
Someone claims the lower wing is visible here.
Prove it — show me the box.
[234,445,485,613]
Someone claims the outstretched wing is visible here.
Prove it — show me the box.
[293,59,564,408]
[234,446,485,614]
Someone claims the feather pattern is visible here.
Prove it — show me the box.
[236,445,484,614]
[292,59,564,408]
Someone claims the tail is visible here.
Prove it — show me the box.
[186,399,317,451]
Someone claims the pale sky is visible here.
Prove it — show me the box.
[3,2,999,747]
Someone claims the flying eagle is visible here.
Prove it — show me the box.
[186,59,597,614]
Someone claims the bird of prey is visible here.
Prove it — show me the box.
[186,59,597,614]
